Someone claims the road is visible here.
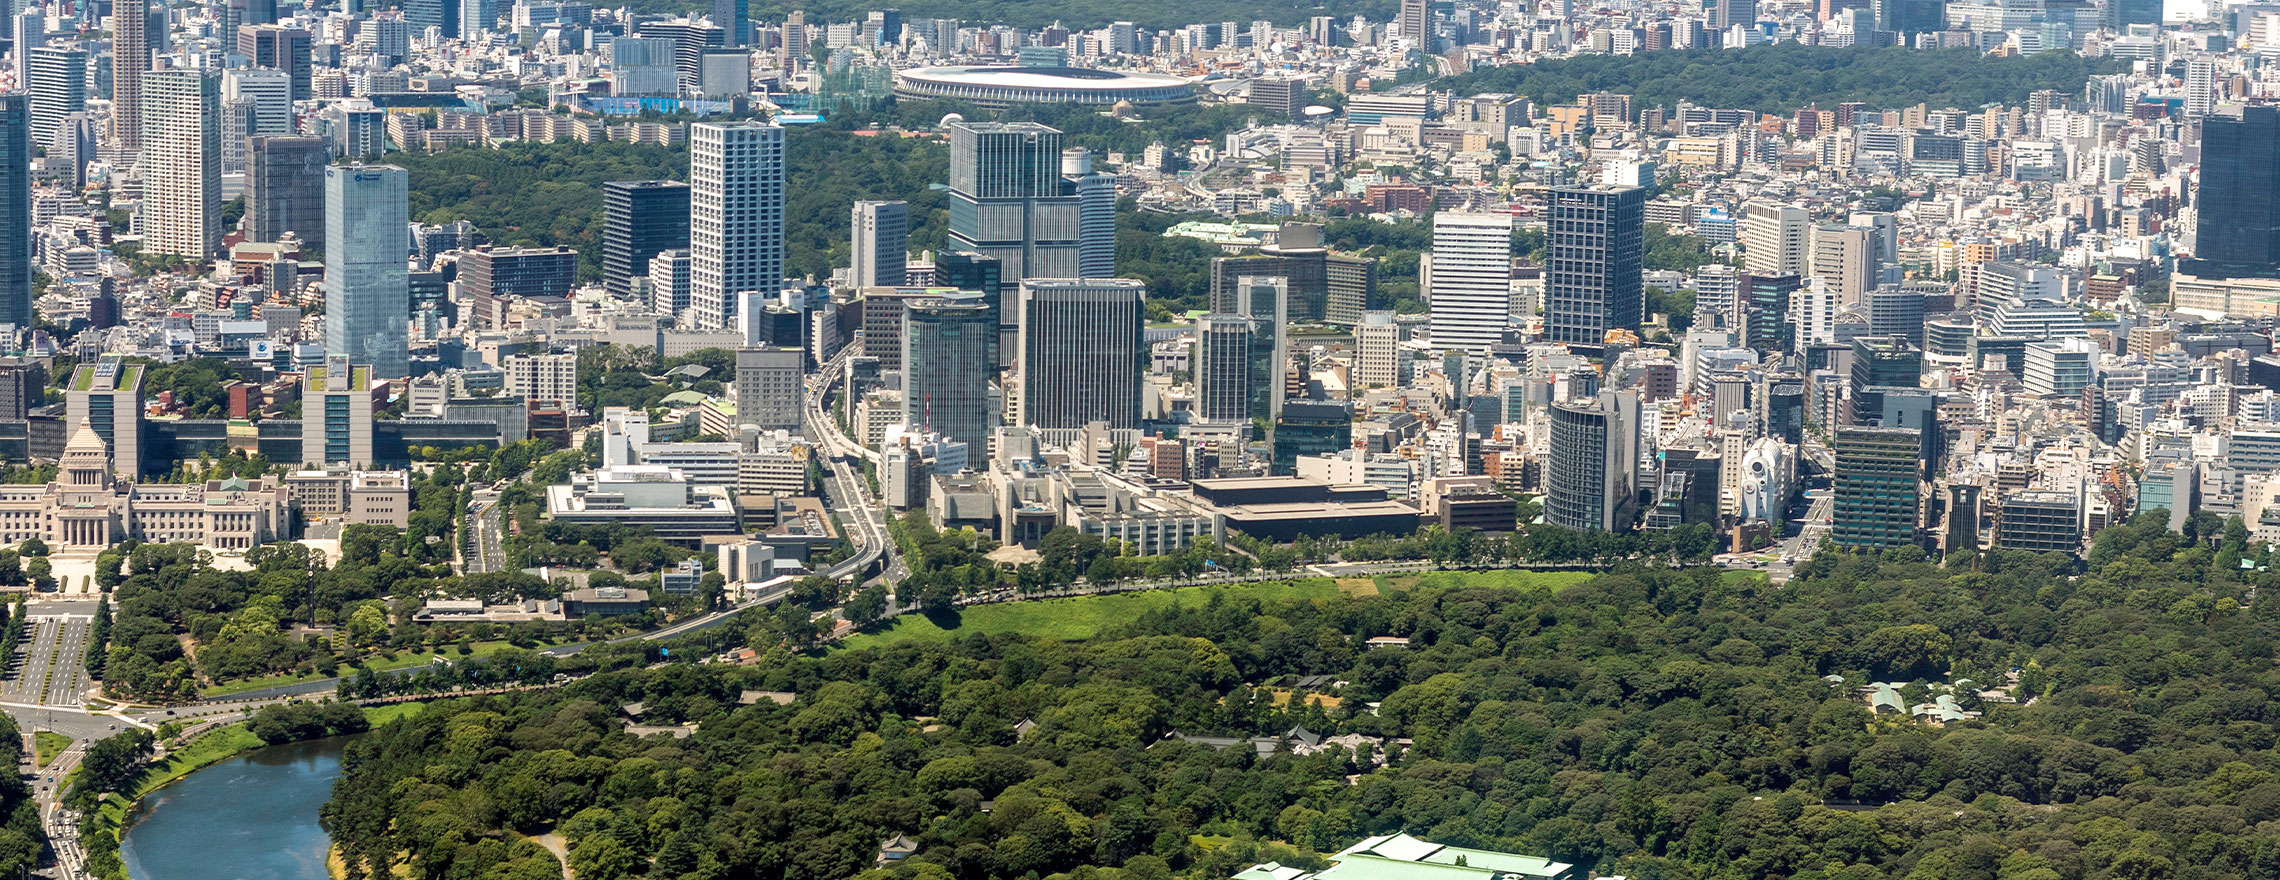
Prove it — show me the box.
[463,489,506,575]
[5,603,97,709]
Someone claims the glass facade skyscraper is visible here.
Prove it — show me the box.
[1543,183,1646,348]
[1016,279,1144,429]
[0,95,26,331]
[946,122,1089,281]
[325,164,410,379]
[901,297,995,447]
[602,180,690,299]
[1545,391,1640,532]
[2194,104,2280,278]
[1832,425,1923,549]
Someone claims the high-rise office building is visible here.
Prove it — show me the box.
[1873,0,1944,35]
[1543,184,1646,347]
[1194,314,1257,424]
[603,180,691,300]
[114,0,149,152]
[689,121,785,331]
[246,136,328,247]
[650,249,694,320]
[2104,0,2158,28]
[1545,390,1641,532]
[1848,335,1922,426]
[222,68,292,136]
[68,360,145,478]
[325,164,410,379]
[935,251,1007,365]
[714,0,749,44]
[1272,400,1352,476]
[1866,287,1926,346]
[1832,425,1923,549]
[851,200,909,289]
[1810,224,1875,305]
[0,96,24,332]
[781,10,808,65]
[1427,212,1513,353]
[461,0,499,36]
[237,25,313,101]
[609,36,681,97]
[1396,0,1431,46]
[1234,275,1290,422]
[945,122,1092,280]
[26,45,86,150]
[0,359,44,423]
[1716,0,1756,30]
[1742,201,1809,277]
[302,357,375,466]
[1065,149,1117,278]
[1016,279,1145,429]
[733,346,802,433]
[141,68,221,260]
[459,246,578,302]
[1353,311,1401,388]
[901,297,995,447]
[2195,104,2280,278]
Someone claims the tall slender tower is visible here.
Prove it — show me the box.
[325,164,410,379]
[1543,183,1646,348]
[141,68,220,260]
[114,0,149,153]
[0,96,27,330]
[850,200,909,289]
[689,121,784,331]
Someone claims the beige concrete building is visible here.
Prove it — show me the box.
[0,421,290,550]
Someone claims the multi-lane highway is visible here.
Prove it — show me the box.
[463,489,506,575]
[5,603,97,709]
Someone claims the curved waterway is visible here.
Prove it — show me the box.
[118,736,352,880]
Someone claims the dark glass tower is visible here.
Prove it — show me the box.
[946,121,1087,280]
[1832,425,1922,549]
[1740,273,1799,355]
[0,95,26,330]
[935,250,1006,364]
[1543,184,1646,348]
[2195,104,2280,278]
[602,180,691,300]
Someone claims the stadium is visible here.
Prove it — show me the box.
[891,66,1197,109]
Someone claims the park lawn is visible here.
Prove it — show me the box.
[1372,568,1599,594]
[841,578,1345,649]
[200,640,521,698]
[33,731,69,768]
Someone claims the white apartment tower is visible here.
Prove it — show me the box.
[689,121,785,332]
[141,68,221,261]
[1426,212,1514,353]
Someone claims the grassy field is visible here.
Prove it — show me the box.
[1376,569,1599,593]
[841,578,1351,649]
[840,570,1609,649]
[33,731,70,769]
[201,640,522,698]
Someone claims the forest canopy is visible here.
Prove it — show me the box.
[323,512,2280,880]
[1446,44,2132,115]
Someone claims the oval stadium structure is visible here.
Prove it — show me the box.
[892,66,1196,109]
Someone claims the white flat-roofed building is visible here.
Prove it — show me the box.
[544,465,741,545]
